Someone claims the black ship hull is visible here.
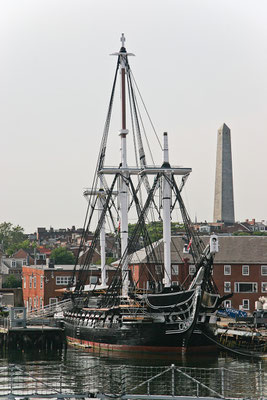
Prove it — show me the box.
[64,319,216,353]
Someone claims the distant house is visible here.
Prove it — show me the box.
[35,246,51,264]
[36,226,84,246]
[1,249,33,275]
[0,246,51,278]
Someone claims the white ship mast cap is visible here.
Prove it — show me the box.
[110,33,135,56]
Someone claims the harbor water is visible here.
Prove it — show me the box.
[0,345,266,398]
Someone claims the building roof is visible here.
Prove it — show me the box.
[129,236,267,265]
[22,264,116,271]
[37,247,51,255]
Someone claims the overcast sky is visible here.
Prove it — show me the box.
[0,0,266,233]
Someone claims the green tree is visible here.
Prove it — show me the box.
[2,274,22,288]
[0,222,25,252]
[50,247,75,265]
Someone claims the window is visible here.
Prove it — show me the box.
[34,276,36,288]
[242,299,250,310]
[234,282,257,293]
[56,276,75,285]
[224,282,231,293]
[11,260,16,268]
[189,265,196,275]
[172,265,179,275]
[29,276,32,289]
[261,283,267,293]
[40,276,43,289]
[49,298,58,307]
[242,265,249,276]
[172,281,179,286]
[90,276,98,285]
[261,265,267,276]
[40,297,43,308]
[24,277,26,289]
[33,297,37,309]
[224,265,231,275]
[155,265,162,275]
[224,300,231,308]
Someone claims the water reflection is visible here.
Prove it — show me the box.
[0,345,265,398]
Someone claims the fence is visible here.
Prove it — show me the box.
[0,363,265,399]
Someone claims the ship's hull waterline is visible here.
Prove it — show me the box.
[64,320,216,354]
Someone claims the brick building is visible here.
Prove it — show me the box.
[22,264,115,310]
[129,236,267,313]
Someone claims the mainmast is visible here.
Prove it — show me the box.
[118,34,130,297]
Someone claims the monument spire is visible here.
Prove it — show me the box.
[213,123,235,224]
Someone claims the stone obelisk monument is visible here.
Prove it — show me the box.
[213,123,235,224]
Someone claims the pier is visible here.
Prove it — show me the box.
[0,325,64,351]
[0,306,65,351]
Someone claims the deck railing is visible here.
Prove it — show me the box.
[27,298,73,320]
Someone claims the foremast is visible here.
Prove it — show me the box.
[162,132,172,287]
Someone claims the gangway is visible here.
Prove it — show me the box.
[27,298,73,320]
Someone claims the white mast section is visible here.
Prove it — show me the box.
[83,186,107,287]
[98,185,107,286]
[162,132,172,287]
[119,33,129,297]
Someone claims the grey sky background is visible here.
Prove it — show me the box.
[0,0,266,233]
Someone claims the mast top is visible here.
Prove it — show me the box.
[110,34,135,57]
[120,33,126,48]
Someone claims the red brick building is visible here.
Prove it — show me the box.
[22,264,115,310]
[129,236,267,313]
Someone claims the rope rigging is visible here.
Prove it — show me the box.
[75,174,119,294]
[101,173,161,307]
[69,41,217,302]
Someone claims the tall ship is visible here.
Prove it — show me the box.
[63,35,227,353]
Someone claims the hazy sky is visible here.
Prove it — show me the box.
[0,0,266,233]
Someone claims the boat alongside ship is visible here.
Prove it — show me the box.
[63,35,232,354]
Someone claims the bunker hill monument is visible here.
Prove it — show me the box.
[213,123,235,224]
